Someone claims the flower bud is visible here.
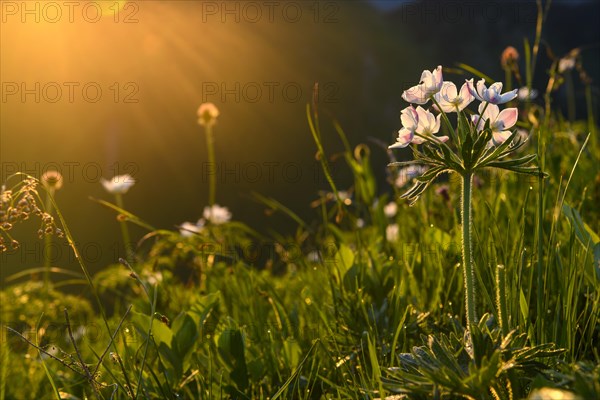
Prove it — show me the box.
[41,170,63,191]
[501,46,519,69]
[197,102,220,127]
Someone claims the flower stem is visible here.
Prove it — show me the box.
[461,172,477,329]
[504,67,513,92]
[585,83,597,151]
[43,189,54,291]
[430,96,457,142]
[205,124,216,206]
[115,193,133,262]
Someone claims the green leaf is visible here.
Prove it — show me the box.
[158,341,182,383]
[461,128,474,165]
[190,291,221,338]
[172,313,198,358]
[562,204,600,245]
[218,328,249,392]
[455,62,495,82]
[594,243,600,280]
[131,310,173,348]
[475,130,519,168]
[334,244,355,276]
[519,289,529,322]
[470,129,493,162]
[283,340,302,370]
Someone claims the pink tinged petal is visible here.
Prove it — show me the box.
[420,69,432,86]
[481,103,500,121]
[412,135,426,144]
[434,85,454,112]
[439,102,455,113]
[466,79,478,99]
[497,108,518,129]
[389,128,414,148]
[492,130,512,145]
[402,85,428,104]
[437,135,449,143]
[432,114,441,134]
[432,65,443,90]
[400,106,418,129]
[415,106,428,121]
[458,83,474,110]
[472,115,484,131]
[477,102,486,113]
[426,110,436,127]
[415,106,434,134]
[489,82,503,95]
[440,81,457,102]
[475,79,487,101]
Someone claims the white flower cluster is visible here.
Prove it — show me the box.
[391,66,518,148]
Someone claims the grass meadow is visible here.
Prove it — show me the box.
[1,2,598,399]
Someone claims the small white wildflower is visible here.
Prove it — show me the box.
[101,174,135,195]
[384,202,398,218]
[433,81,474,112]
[517,87,538,101]
[307,251,321,263]
[179,219,205,237]
[203,204,231,225]
[402,65,444,104]
[466,78,518,104]
[386,224,399,242]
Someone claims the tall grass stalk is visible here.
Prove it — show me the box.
[205,123,216,206]
[48,186,134,397]
[43,189,54,291]
[585,83,597,150]
[114,192,133,263]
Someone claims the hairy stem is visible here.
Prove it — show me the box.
[461,172,477,329]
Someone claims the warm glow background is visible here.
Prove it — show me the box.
[1,0,598,281]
